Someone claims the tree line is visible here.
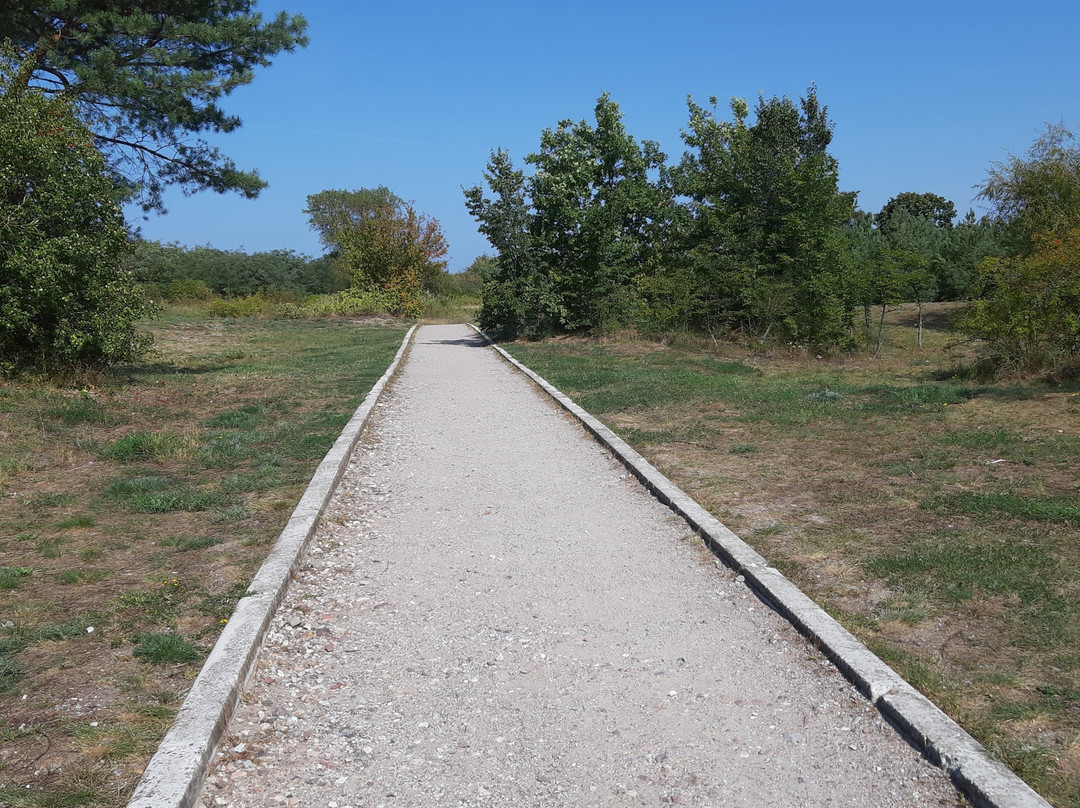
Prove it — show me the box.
[2,3,1077,375]
[466,91,1078,372]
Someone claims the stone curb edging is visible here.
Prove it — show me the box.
[126,325,417,808]
[473,325,1050,808]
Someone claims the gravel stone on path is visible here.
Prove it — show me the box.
[196,323,966,808]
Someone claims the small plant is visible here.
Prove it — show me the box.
[209,505,248,523]
[0,567,32,590]
[36,536,66,559]
[57,569,109,585]
[25,492,75,509]
[132,632,202,665]
[729,443,758,454]
[55,515,94,529]
[99,430,197,462]
[175,536,222,552]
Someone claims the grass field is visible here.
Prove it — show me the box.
[0,313,408,807]
[507,304,1080,808]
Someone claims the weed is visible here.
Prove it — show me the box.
[57,569,109,585]
[44,394,114,425]
[196,582,249,621]
[99,431,197,462]
[0,567,33,590]
[174,536,222,552]
[79,547,103,562]
[0,655,19,696]
[205,404,269,430]
[209,505,248,523]
[280,433,335,460]
[730,443,758,454]
[36,536,66,559]
[102,476,227,513]
[131,633,201,665]
[25,492,75,509]
[55,515,94,529]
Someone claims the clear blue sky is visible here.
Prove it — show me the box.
[127,0,1080,272]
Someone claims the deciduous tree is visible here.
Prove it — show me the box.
[305,188,447,317]
[672,87,857,345]
[979,123,1080,244]
[875,192,957,230]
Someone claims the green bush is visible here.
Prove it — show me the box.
[278,288,400,318]
[0,59,156,373]
[165,278,213,302]
[959,228,1080,373]
[205,293,283,318]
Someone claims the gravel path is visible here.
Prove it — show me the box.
[197,323,965,808]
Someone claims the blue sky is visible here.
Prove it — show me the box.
[127,0,1080,272]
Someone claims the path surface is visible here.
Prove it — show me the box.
[197,324,963,808]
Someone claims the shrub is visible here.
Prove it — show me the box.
[0,57,155,373]
[959,228,1080,373]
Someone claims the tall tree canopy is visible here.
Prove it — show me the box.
[960,124,1080,371]
[465,95,672,337]
[875,192,957,230]
[978,123,1080,244]
[671,87,857,344]
[0,2,308,211]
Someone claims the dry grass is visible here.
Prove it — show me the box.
[0,312,408,807]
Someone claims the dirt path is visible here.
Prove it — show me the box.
[197,324,964,808]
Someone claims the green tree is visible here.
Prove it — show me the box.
[939,210,1008,299]
[305,188,447,317]
[465,149,557,337]
[1,61,154,372]
[979,123,1080,245]
[0,2,308,211]
[525,93,670,331]
[672,87,857,345]
[874,192,956,230]
[959,228,1080,371]
[960,125,1080,371]
[466,96,675,337]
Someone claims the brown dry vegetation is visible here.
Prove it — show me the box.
[509,302,1080,808]
[0,313,408,807]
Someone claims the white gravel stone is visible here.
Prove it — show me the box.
[199,324,966,807]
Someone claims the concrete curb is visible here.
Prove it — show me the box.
[473,325,1050,808]
[126,325,417,808]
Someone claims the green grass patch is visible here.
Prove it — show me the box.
[927,492,1079,524]
[37,536,66,558]
[25,492,75,509]
[99,431,196,462]
[55,515,94,529]
[0,566,33,589]
[57,568,109,585]
[101,475,227,513]
[44,394,116,425]
[204,404,269,429]
[174,536,222,552]
[865,532,1060,604]
[131,633,201,665]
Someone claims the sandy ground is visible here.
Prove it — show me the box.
[196,323,965,808]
